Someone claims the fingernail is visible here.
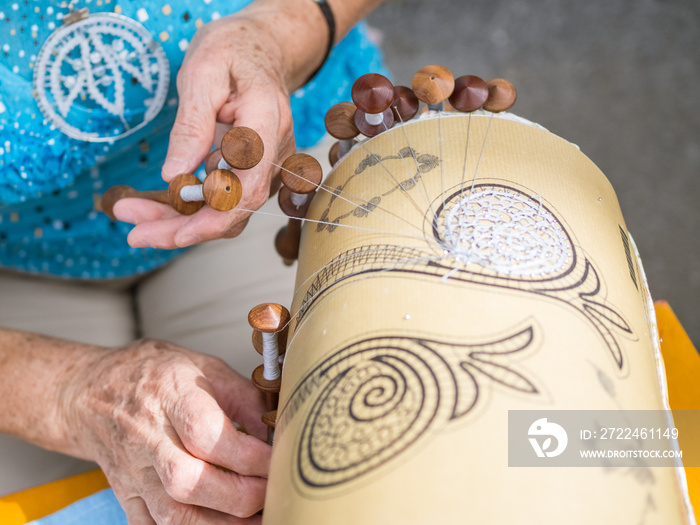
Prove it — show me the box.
[162,157,189,179]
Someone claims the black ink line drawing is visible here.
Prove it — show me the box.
[300,183,633,370]
[316,148,439,232]
[278,325,539,491]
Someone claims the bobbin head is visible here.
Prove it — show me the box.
[351,73,395,114]
[280,154,323,194]
[325,102,360,140]
[221,126,264,170]
[248,303,291,333]
[391,85,420,122]
[202,169,242,211]
[483,78,517,112]
[412,65,455,106]
[101,185,137,220]
[449,75,489,112]
[168,174,205,215]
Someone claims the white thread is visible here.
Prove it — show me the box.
[218,157,232,170]
[180,184,203,202]
[290,191,309,208]
[338,139,353,158]
[365,112,384,126]
[262,332,281,380]
[439,187,571,277]
[428,102,444,112]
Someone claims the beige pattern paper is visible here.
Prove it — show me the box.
[263,114,692,524]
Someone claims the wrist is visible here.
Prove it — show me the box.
[243,0,381,91]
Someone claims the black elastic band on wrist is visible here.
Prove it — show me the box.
[304,0,336,85]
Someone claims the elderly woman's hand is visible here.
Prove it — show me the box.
[113,0,328,249]
[68,339,271,524]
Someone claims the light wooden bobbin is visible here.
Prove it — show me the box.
[219,126,265,170]
[325,102,360,165]
[101,170,242,219]
[483,78,517,112]
[412,64,455,112]
[278,154,323,219]
[448,75,489,113]
[351,73,395,137]
[391,85,420,122]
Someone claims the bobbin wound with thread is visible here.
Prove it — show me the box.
[325,102,360,165]
[412,65,455,112]
[483,78,517,112]
[449,75,489,113]
[278,153,323,218]
[248,303,291,384]
[101,170,243,219]
[352,73,395,137]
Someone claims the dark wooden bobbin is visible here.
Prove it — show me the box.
[278,153,323,218]
[391,85,420,122]
[351,73,395,137]
[220,126,265,170]
[448,75,489,113]
[325,102,360,165]
[483,78,517,113]
[275,218,302,266]
[412,64,455,112]
[249,302,291,442]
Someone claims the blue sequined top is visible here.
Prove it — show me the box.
[0,0,386,279]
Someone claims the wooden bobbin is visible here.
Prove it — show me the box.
[100,185,169,220]
[483,78,517,112]
[325,102,360,141]
[204,148,224,175]
[202,169,243,212]
[275,218,302,265]
[391,85,420,122]
[249,302,291,425]
[261,410,277,430]
[325,102,360,164]
[220,126,265,170]
[412,64,455,111]
[352,73,395,137]
[278,153,323,218]
[448,75,489,112]
[167,174,206,215]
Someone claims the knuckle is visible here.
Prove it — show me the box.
[160,460,197,503]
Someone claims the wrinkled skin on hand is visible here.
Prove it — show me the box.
[67,339,271,524]
[114,3,305,249]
